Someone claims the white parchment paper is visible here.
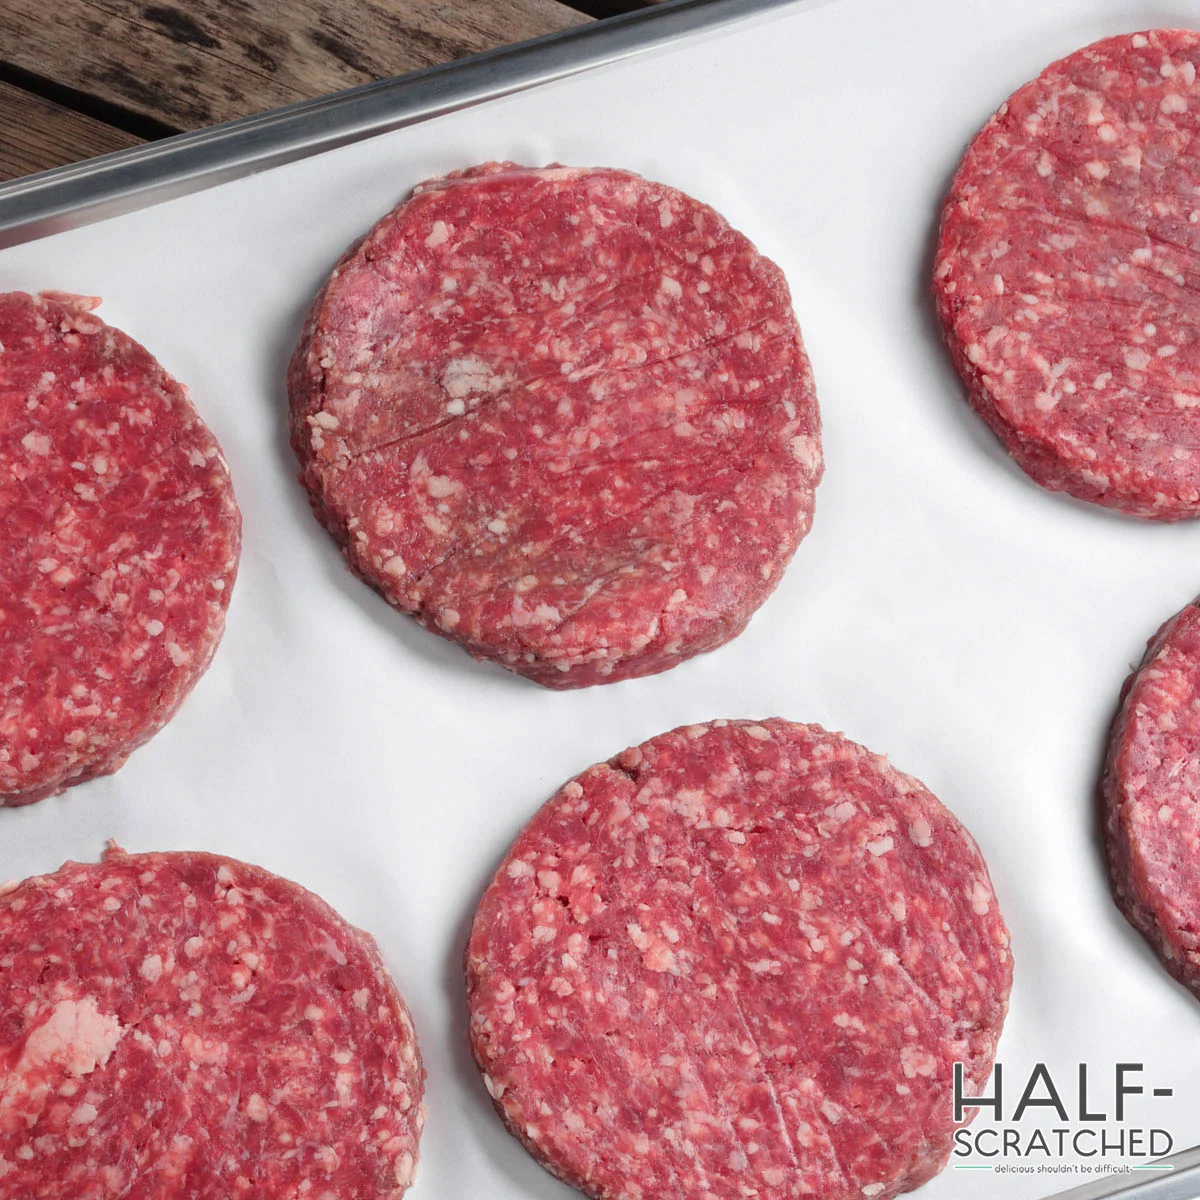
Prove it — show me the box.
[5,0,1200,1194]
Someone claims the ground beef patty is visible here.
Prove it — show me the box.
[935,30,1200,519]
[0,846,424,1198]
[288,163,821,688]
[0,292,241,804]
[1104,598,1200,996]
[466,719,1011,1200]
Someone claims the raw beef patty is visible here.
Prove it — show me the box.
[0,846,425,1198]
[935,30,1200,518]
[466,719,1012,1199]
[0,291,241,804]
[1104,597,1200,997]
[289,163,822,688]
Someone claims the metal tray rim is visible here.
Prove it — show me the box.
[0,0,809,248]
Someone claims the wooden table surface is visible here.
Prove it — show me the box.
[0,0,655,183]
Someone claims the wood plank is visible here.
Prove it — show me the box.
[570,0,666,13]
[0,80,142,181]
[0,0,592,133]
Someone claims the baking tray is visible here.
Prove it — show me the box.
[1058,1146,1200,1198]
[4,0,1200,1197]
[0,0,805,247]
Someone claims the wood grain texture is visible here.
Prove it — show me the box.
[0,0,592,132]
[569,0,666,13]
[0,81,142,181]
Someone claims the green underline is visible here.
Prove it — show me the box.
[953,1164,1175,1172]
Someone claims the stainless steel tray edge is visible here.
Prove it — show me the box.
[1047,1145,1200,1199]
[0,0,814,248]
